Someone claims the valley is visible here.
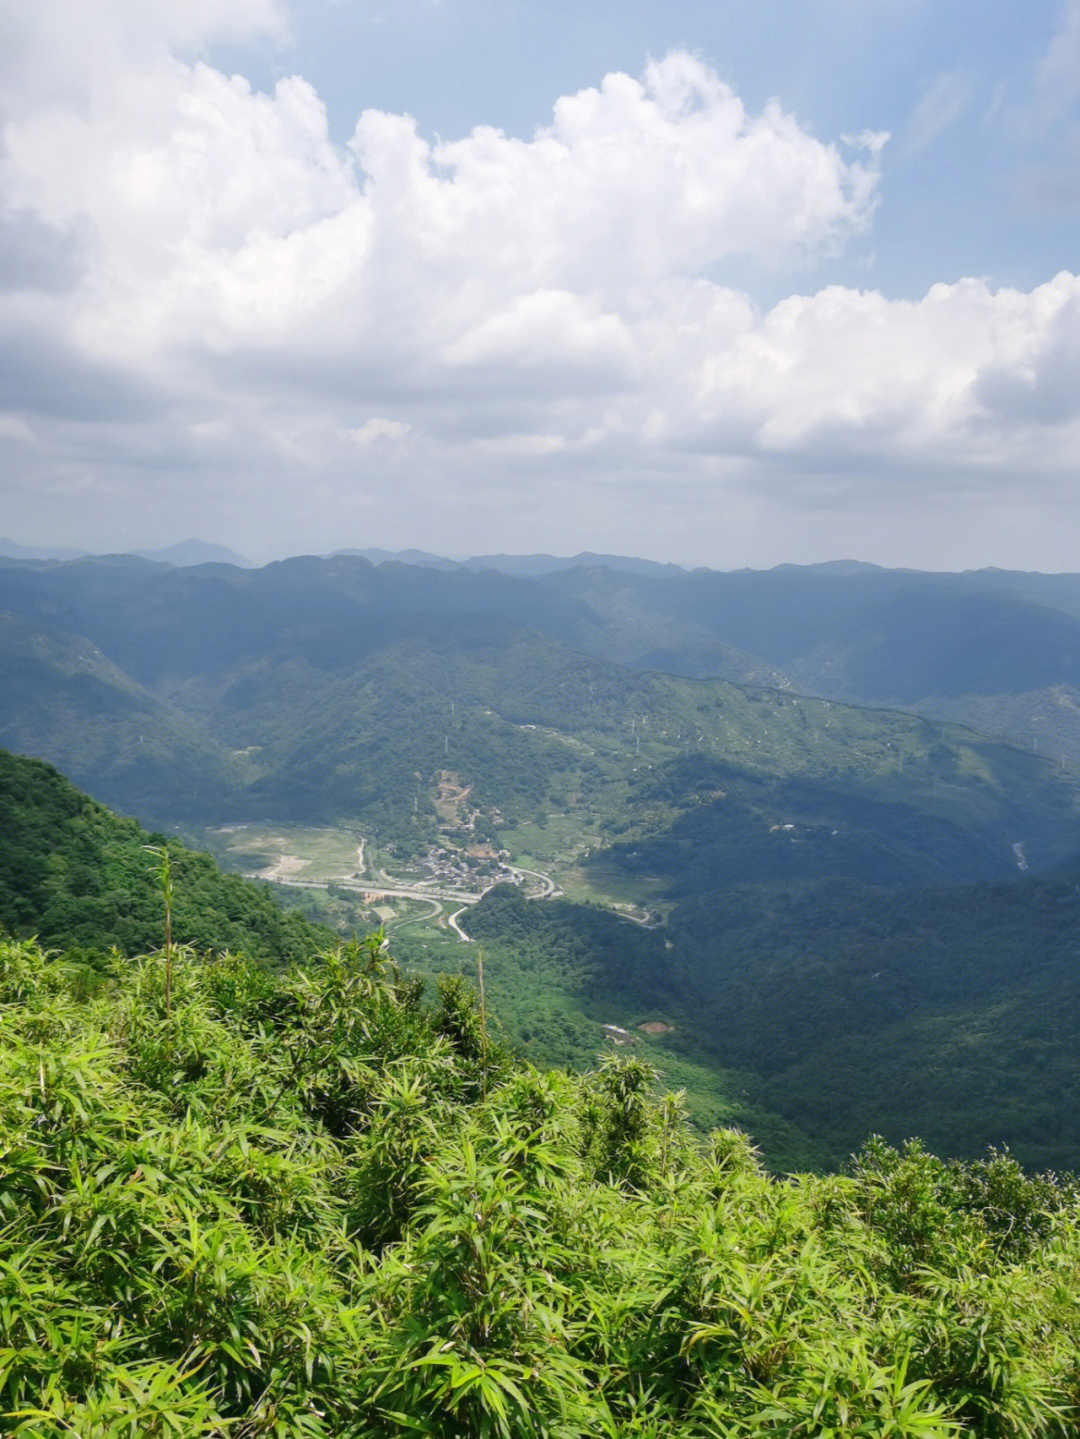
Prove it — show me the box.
[195,818,560,940]
[5,548,1080,1172]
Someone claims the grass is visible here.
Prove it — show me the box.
[193,823,367,884]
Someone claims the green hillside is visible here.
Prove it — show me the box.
[0,611,249,818]
[539,562,1080,698]
[3,926,1080,1436]
[0,750,329,965]
[5,553,1080,836]
[9,588,1077,881]
[539,562,1080,765]
[394,884,829,1172]
[5,554,1080,1182]
[454,864,1080,1173]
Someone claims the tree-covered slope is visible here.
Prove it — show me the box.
[0,612,248,819]
[3,929,1080,1437]
[2,554,1078,878]
[0,553,600,684]
[0,749,328,964]
[540,562,1080,763]
[539,563,1080,698]
[462,863,1080,1173]
[180,620,1080,876]
[12,550,1080,769]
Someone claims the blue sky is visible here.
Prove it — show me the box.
[2,1,1079,567]
[222,0,1076,297]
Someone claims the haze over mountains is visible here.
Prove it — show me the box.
[6,543,1080,761]
[0,538,255,568]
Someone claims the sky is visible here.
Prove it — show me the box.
[1,1,1079,569]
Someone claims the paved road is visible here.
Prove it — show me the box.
[255,874,485,906]
[247,841,557,942]
[504,864,556,897]
[447,907,472,942]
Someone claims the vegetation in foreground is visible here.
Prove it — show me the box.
[0,749,333,967]
[3,930,1080,1437]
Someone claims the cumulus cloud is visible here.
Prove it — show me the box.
[358,51,883,293]
[703,274,1080,470]
[1,12,1079,564]
[0,0,288,111]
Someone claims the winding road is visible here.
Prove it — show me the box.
[447,907,473,942]
[247,839,557,944]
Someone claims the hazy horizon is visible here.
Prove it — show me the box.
[8,532,1080,580]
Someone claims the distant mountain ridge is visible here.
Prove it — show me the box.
[7,547,1080,816]
[0,537,253,567]
[133,538,254,567]
[0,537,86,562]
[321,549,1080,762]
[337,547,689,578]
[2,549,1077,867]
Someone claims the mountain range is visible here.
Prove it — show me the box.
[335,549,1080,765]
[4,546,1080,1167]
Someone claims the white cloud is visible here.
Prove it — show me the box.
[398,51,882,289]
[0,39,887,397]
[2,19,1080,565]
[347,417,411,446]
[0,0,288,113]
[696,273,1080,470]
[443,291,636,383]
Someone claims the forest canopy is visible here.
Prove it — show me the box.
[4,743,1080,1433]
[0,749,331,966]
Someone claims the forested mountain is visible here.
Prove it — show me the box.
[0,611,250,817]
[532,562,1080,762]
[9,550,1080,771]
[2,553,1077,866]
[0,750,328,965]
[306,549,1080,763]
[460,865,1080,1172]
[5,551,1080,1175]
[7,710,1080,1436]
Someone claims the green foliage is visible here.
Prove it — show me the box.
[7,554,1080,1183]
[2,930,1080,1436]
[0,607,250,821]
[0,750,333,966]
[4,556,1078,866]
[453,865,1080,1174]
